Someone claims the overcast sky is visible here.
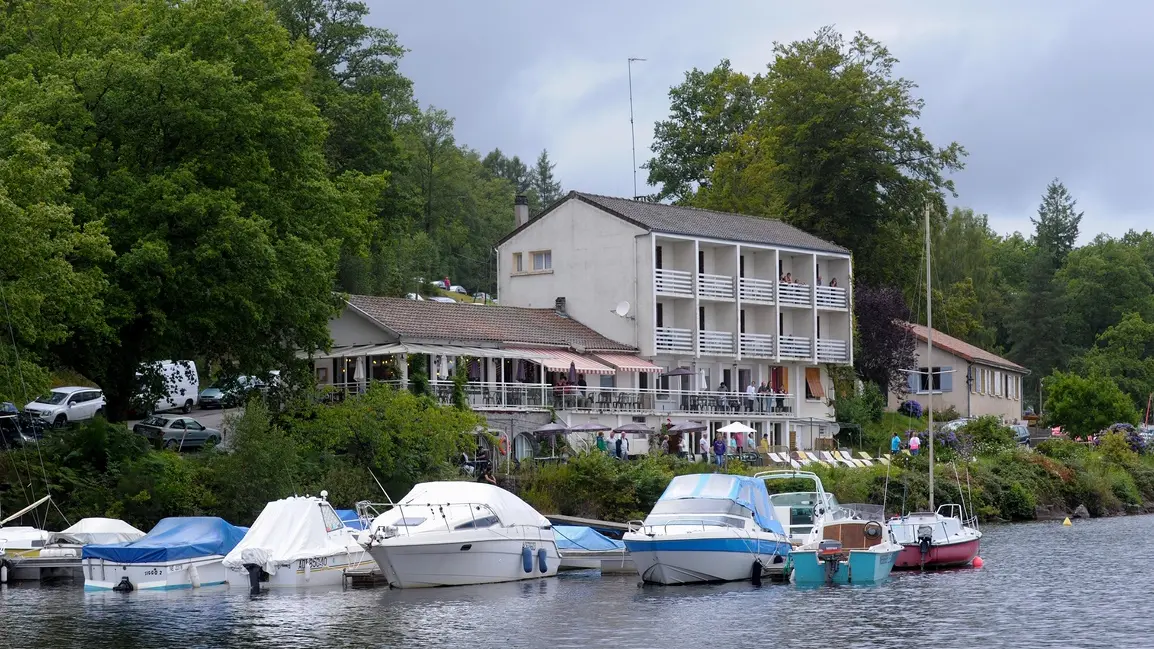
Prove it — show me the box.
[368,0,1152,240]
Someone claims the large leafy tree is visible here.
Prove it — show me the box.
[1074,313,1154,413]
[0,0,383,418]
[854,285,916,397]
[1057,235,1154,352]
[1044,371,1138,438]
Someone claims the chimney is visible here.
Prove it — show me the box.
[555,297,567,317]
[514,195,529,227]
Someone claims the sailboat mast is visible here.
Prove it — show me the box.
[925,204,934,511]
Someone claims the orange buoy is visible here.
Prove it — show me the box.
[972,556,984,568]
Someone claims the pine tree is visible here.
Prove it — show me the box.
[1032,179,1082,267]
[531,149,563,207]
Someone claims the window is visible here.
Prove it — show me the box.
[779,313,784,335]
[320,505,346,532]
[699,306,706,330]
[739,255,746,278]
[531,250,551,271]
[740,309,746,334]
[656,303,664,328]
[915,366,952,393]
[698,250,705,273]
[805,367,825,400]
[816,315,821,338]
[513,252,523,273]
[455,515,499,530]
[994,371,1001,397]
[655,245,663,269]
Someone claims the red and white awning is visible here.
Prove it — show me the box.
[593,353,663,373]
[509,348,616,375]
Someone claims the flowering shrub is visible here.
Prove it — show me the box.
[898,400,923,418]
[1106,423,1146,454]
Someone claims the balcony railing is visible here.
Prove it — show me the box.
[779,335,812,359]
[655,269,693,297]
[328,380,552,410]
[816,338,849,363]
[656,326,693,352]
[816,286,849,310]
[738,277,774,304]
[698,273,735,300]
[698,330,735,355]
[739,333,774,358]
[778,283,812,307]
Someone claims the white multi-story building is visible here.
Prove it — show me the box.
[495,192,854,452]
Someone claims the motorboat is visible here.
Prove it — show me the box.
[889,505,982,569]
[3,518,146,582]
[623,473,792,585]
[223,493,376,592]
[758,470,901,585]
[362,481,559,588]
[0,494,53,582]
[553,525,628,571]
[82,517,247,591]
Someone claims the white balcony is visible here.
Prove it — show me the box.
[816,286,849,310]
[738,277,775,304]
[778,282,812,307]
[779,335,812,359]
[698,330,735,355]
[816,338,849,363]
[697,273,735,301]
[656,326,693,352]
[655,269,693,298]
[739,333,774,358]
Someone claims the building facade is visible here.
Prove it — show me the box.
[495,192,855,452]
[888,323,1029,423]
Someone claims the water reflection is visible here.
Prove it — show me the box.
[3,516,1154,648]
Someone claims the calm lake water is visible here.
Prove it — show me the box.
[3,515,1154,649]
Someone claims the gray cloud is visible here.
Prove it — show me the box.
[369,0,1153,240]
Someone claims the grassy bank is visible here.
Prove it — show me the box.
[511,434,1154,523]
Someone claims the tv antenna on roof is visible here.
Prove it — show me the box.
[628,57,647,199]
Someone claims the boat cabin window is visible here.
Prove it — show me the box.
[396,517,427,527]
[453,515,500,530]
[319,504,346,532]
[645,498,751,525]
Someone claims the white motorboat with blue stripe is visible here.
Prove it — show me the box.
[623,474,791,585]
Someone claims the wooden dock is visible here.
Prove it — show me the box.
[342,568,390,589]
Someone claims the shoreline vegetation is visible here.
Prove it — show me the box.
[3,385,1150,533]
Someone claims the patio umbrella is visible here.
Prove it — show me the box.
[516,359,526,382]
[718,422,755,434]
[567,422,611,433]
[568,361,577,384]
[667,421,706,433]
[353,356,365,382]
[661,366,694,378]
[613,422,653,434]
[533,422,570,434]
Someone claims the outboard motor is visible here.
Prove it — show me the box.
[112,576,134,592]
[244,564,265,595]
[817,540,846,584]
[917,525,934,566]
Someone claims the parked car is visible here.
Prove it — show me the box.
[24,387,105,428]
[429,280,448,289]
[1009,424,1031,446]
[449,284,467,294]
[134,360,199,414]
[405,292,424,301]
[1,403,47,447]
[199,375,266,409]
[133,415,221,450]
[472,292,493,302]
[938,418,974,433]
[428,296,457,303]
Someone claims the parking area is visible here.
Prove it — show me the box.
[126,406,243,448]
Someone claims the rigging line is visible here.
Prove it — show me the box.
[0,346,33,510]
[1,283,52,528]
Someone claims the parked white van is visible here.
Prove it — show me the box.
[137,361,200,414]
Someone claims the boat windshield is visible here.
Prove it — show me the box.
[644,498,750,525]
[768,492,838,508]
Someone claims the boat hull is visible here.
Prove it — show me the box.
[226,553,377,589]
[893,538,981,569]
[83,556,229,591]
[624,534,791,585]
[791,546,900,585]
[368,536,559,588]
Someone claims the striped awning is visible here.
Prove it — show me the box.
[313,343,550,360]
[510,348,616,375]
[593,353,663,373]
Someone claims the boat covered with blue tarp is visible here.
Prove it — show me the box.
[82,517,248,563]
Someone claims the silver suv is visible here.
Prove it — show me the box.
[24,387,106,427]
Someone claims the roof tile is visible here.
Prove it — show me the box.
[345,295,634,352]
[907,322,1027,373]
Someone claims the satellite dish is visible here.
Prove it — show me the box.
[614,301,631,317]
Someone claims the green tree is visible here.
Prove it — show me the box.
[645,59,757,202]
[204,400,299,525]
[688,28,965,288]
[1043,371,1138,439]
[0,134,111,403]
[531,149,563,208]
[1032,179,1082,267]
[1074,313,1154,412]
[0,0,383,418]
[1057,236,1154,351]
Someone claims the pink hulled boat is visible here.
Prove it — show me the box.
[888,505,982,569]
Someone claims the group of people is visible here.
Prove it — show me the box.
[710,381,788,413]
[552,373,590,407]
[891,430,922,455]
[595,431,630,459]
[702,432,766,466]
[779,272,838,287]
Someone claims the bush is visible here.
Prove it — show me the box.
[1106,423,1146,454]
[1000,482,1037,520]
[898,400,923,418]
[1099,432,1139,468]
[937,405,962,422]
[834,382,885,427]
[954,416,1016,456]
[1037,438,1088,462]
